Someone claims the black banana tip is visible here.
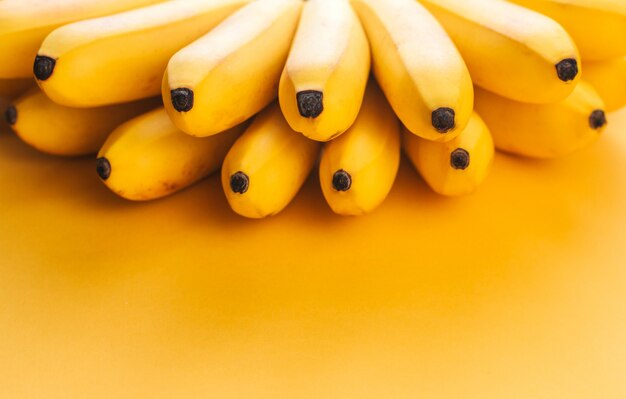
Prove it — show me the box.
[171,88,194,112]
[4,106,17,126]
[332,169,352,192]
[96,157,111,180]
[432,107,455,133]
[33,55,56,81]
[556,58,578,82]
[450,148,470,170]
[230,171,249,194]
[589,110,607,130]
[297,90,324,118]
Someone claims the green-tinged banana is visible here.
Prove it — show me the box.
[279,0,370,142]
[6,88,160,156]
[221,102,320,219]
[474,81,607,159]
[583,57,626,112]
[0,0,164,79]
[319,82,400,216]
[35,0,250,107]
[351,0,473,142]
[419,0,580,104]
[404,112,495,196]
[0,78,35,99]
[164,0,302,137]
[97,108,245,201]
[507,0,626,61]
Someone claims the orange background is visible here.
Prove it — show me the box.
[1,109,625,398]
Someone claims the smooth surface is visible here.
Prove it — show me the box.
[1,109,626,398]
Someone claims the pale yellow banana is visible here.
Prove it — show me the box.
[319,82,400,216]
[35,0,249,107]
[583,57,626,112]
[0,78,35,99]
[404,112,494,196]
[0,0,164,79]
[351,0,473,142]
[221,102,320,219]
[6,88,160,156]
[474,81,607,158]
[507,0,626,61]
[164,0,302,138]
[279,0,370,142]
[419,0,580,104]
[97,108,245,201]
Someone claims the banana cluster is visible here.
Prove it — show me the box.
[1,0,625,218]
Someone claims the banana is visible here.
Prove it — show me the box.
[0,78,35,99]
[6,88,160,156]
[97,108,245,201]
[351,0,473,142]
[278,0,370,142]
[0,0,164,79]
[221,102,320,219]
[35,0,250,107]
[506,0,626,61]
[419,0,581,104]
[164,0,302,138]
[583,57,626,112]
[403,112,494,196]
[474,81,607,159]
[319,82,400,216]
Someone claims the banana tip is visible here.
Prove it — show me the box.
[4,106,17,126]
[297,90,324,118]
[432,108,455,133]
[34,55,56,81]
[450,148,470,170]
[230,171,249,194]
[96,157,111,180]
[589,110,607,130]
[332,170,352,192]
[171,88,194,112]
[556,59,578,82]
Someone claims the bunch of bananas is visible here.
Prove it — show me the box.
[1,0,625,218]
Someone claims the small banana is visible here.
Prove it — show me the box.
[403,112,495,196]
[349,0,473,142]
[164,0,302,138]
[278,0,370,142]
[35,0,249,107]
[319,82,400,216]
[0,78,35,100]
[419,0,580,104]
[97,108,245,201]
[221,102,320,219]
[583,57,626,112]
[474,81,607,159]
[6,88,159,156]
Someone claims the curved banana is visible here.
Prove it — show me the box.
[474,81,607,159]
[35,0,249,107]
[507,0,626,61]
[403,112,494,196]
[278,0,370,142]
[97,108,245,201]
[164,0,302,138]
[0,78,34,99]
[319,82,400,216]
[419,0,581,104]
[351,0,473,142]
[6,88,160,156]
[583,57,626,112]
[0,0,164,79]
[221,103,320,219]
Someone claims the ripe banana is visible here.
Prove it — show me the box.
[419,0,581,104]
[35,0,249,107]
[278,0,370,142]
[403,112,494,197]
[6,88,160,156]
[351,0,473,142]
[97,108,245,201]
[506,0,626,61]
[164,0,302,138]
[0,0,164,79]
[583,57,626,112]
[474,81,607,159]
[0,78,34,99]
[319,82,400,216]
[221,102,320,219]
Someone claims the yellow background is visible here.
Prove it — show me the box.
[1,109,625,398]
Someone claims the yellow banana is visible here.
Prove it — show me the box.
[474,81,607,159]
[506,0,626,61]
[0,0,164,79]
[419,0,581,104]
[6,88,160,156]
[403,112,494,196]
[319,82,400,216]
[97,108,245,201]
[221,103,320,219]
[164,0,302,138]
[351,0,473,142]
[583,57,626,112]
[0,78,35,99]
[278,0,370,142]
[35,0,249,107]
